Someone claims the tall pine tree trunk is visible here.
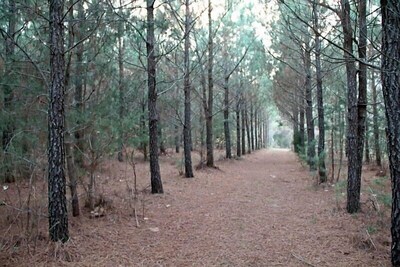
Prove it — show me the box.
[236,99,241,157]
[206,0,214,167]
[313,3,326,182]
[356,0,368,188]
[183,0,193,177]
[246,105,251,154]
[224,75,232,159]
[241,106,246,155]
[304,47,316,171]
[146,0,163,193]
[341,0,360,213]
[48,0,68,242]
[381,1,400,264]
[74,0,85,167]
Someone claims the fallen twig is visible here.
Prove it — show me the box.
[291,253,316,267]
[366,229,377,250]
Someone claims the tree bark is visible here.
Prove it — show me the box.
[241,106,246,155]
[74,0,85,167]
[223,75,232,159]
[254,108,258,150]
[381,1,400,264]
[341,0,360,213]
[206,0,214,167]
[371,71,381,166]
[236,99,241,157]
[365,121,370,164]
[304,47,316,171]
[183,0,193,177]
[356,0,368,188]
[146,0,163,193]
[246,104,251,154]
[313,2,326,182]
[48,0,68,242]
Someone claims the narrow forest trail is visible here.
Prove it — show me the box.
[3,149,389,266]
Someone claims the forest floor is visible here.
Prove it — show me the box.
[0,149,392,266]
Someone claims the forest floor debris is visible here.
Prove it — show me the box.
[0,149,391,266]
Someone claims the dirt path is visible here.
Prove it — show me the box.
[2,149,390,266]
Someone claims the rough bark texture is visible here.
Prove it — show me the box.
[381,0,400,264]
[236,100,241,157]
[313,3,326,182]
[224,76,232,159]
[365,122,370,164]
[371,71,381,166]
[304,47,316,171]
[147,0,163,193]
[206,0,214,167]
[48,0,68,242]
[74,0,85,167]
[356,0,368,187]
[245,106,251,154]
[341,0,360,213]
[183,0,193,177]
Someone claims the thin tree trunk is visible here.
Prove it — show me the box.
[331,117,335,183]
[254,108,258,150]
[340,0,360,213]
[250,100,255,151]
[355,0,368,190]
[246,105,251,154]
[236,101,241,157]
[371,71,381,166]
[299,98,305,154]
[241,106,246,155]
[224,75,232,159]
[65,2,79,217]
[313,2,326,182]
[183,0,193,177]
[365,122,370,164]
[381,1,400,264]
[74,0,85,167]
[206,0,214,167]
[304,47,316,171]
[48,0,68,242]
[146,0,163,193]
[117,21,125,162]
[175,124,180,153]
